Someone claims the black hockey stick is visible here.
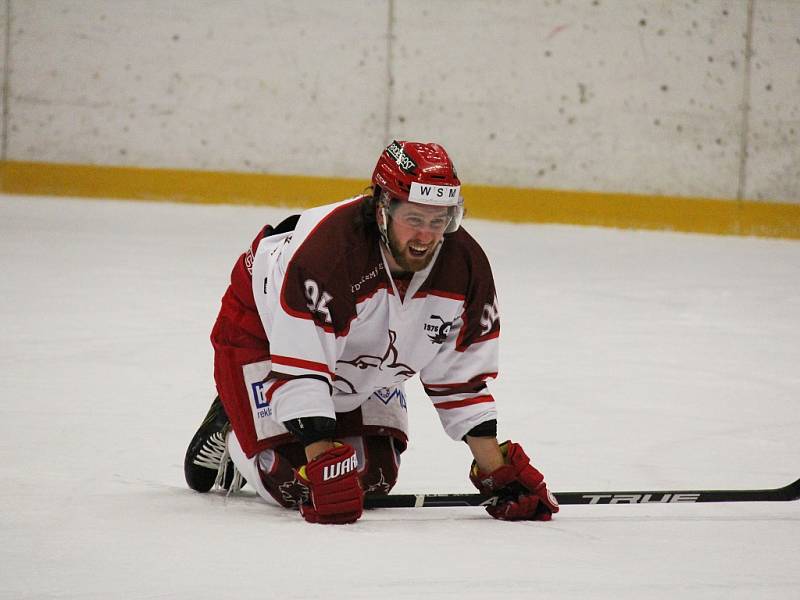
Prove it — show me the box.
[363,477,800,508]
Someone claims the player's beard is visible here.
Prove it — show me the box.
[386,228,438,273]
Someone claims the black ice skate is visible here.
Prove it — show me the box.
[184,396,243,492]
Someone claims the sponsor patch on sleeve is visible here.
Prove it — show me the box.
[242,360,272,419]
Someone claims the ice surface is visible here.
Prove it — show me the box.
[1,195,798,599]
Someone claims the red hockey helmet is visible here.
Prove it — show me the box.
[371,141,464,235]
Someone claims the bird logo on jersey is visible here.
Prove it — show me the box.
[335,330,415,393]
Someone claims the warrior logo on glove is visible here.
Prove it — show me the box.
[296,443,364,525]
[323,454,358,481]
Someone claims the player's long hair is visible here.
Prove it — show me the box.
[356,186,380,232]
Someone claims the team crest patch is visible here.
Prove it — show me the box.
[424,314,453,344]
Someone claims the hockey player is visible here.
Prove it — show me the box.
[184,140,559,524]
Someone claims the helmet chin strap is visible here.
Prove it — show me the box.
[377,192,396,258]
[377,203,391,248]
[378,206,404,269]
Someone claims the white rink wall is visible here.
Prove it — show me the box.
[2,0,799,203]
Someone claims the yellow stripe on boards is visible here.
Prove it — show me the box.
[1,160,798,240]
[463,184,741,231]
[0,160,367,209]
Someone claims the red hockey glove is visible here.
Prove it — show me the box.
[295,443,364,524]
[469,441,559,521]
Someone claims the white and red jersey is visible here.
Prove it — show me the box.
[213,196,500,457]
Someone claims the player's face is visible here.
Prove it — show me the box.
[386,202,450,272]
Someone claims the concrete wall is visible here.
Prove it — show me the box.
[3,0,799,203]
